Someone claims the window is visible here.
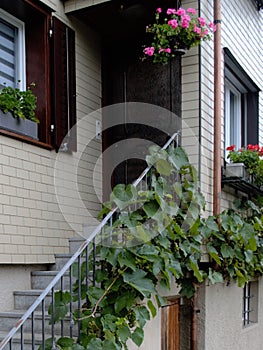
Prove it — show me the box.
[243,280,258,327]
[0,0,76,150]
[225,81,242,150]
[224,48,259,159]
[0,9,26,89]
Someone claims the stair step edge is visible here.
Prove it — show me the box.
[14,290,48,295]
[31,271,69,276]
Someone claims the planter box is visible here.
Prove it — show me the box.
[225,163,249,180]
[0,111,38,140]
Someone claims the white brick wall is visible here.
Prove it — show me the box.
[0,4,102,264]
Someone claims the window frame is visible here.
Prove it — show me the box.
[242,280,259,327]
[0,0,76,151]
[224,48,260,160]
[225,79,242,152]
[0,8,26,89]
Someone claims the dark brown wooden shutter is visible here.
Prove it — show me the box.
[246,92,259,145]
[51,17,76,151]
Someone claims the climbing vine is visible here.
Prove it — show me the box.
[48,145,263,350]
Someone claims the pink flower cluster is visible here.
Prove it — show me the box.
[143,6,216,64]
[144,47,155,56]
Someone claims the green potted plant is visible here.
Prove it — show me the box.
[225,144,263,186]
[142,6,216,65]
[0,82,39,139]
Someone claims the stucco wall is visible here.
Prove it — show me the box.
[0,1,102,264]
[0,264,46,311]
[204,279,263,350]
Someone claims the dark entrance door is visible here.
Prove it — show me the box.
[99,1,182,198]
[102,42,182,198]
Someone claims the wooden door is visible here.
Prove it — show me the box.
[162,299,180,350]
[102,38,182,198]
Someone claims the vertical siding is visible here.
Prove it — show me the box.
[181,0,200,172]
[221,0,262,207]
[199,0,263,212]
[199,1,263,349]
[0,2,102,263]
[221,0,263,145]
[199,0,218,214]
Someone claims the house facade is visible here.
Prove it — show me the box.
[0,0,262,349]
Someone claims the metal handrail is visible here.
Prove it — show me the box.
[0,130,180,350]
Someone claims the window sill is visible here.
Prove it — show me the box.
[222,170,263,197]
[0,128,54,150]
[241,322,258,332]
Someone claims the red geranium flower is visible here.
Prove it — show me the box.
[226,144,236,151]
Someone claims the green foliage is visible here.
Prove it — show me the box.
[0,83,39,123]
[48,145,263,350]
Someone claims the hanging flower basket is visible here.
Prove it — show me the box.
[142,7,216,65]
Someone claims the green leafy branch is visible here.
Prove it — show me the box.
[47,145,263,350]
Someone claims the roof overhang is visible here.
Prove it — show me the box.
[63,0,111,14]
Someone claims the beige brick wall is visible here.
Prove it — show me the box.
[0,2,102,264]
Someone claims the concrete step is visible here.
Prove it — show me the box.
[0,330,42,350]
[0,311,78,336]
[13,290,51,311]
[68,237,85,254]
[31,271,70,290]
[49,254,73,271]
[0,331,78,350]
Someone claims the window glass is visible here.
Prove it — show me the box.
[0,9,25,89]
[225,81,242,151]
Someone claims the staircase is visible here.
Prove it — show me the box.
[0,237,84,350]
[0,132,180,350]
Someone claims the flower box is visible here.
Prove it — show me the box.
[224,163,249,180]
[0,111,38,140]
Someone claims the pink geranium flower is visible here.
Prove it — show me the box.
[144,47,155,56]
[182,14,191,22]
[156,8,162,13]
[167,8,177,15]
[176,8,186,16]
[194,25,201,34]
[198,17,206,26]
[159,48,171,53]
[208,22,217,32]
[187,8,197,15]
[168,19,178,29]
[201,29,209,37]
[181,18,190,28]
